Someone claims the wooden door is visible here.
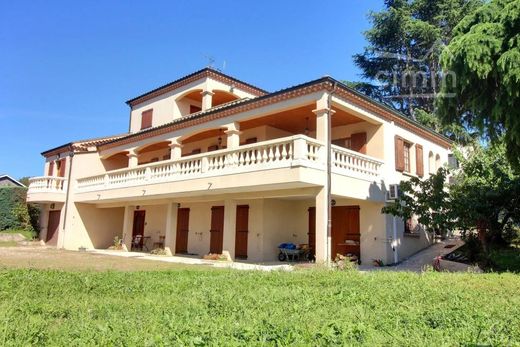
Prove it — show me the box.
[235,205,249,259]
[351,132,367,154]
[308,207,316,257]
[175,208,190,254]
[46,210,61,246]
[209,206,224,254]
[331,206,360,260]
[132,210,146,247]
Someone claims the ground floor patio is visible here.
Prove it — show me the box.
[38,188,435,265]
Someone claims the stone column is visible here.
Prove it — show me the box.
[312,94,335,264]
[222,199,237,260]
[164,202,179,256]
[127,149,139,168]
[201,90,214,111]
[39,204,49,242]
[122,205,134,251]
[224,122,241,148]
[168,137,183,160]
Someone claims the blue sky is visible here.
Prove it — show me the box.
[0,0,382,179]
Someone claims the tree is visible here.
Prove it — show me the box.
[450,142,520,249]
[382,140,520,253]
[353,0,483,120]
[382,167,453,237]
[437,0,520,168]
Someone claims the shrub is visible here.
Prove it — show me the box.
[0,187,39,235]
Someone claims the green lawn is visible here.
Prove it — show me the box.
[0,229,37,240]
[0,269,519,346]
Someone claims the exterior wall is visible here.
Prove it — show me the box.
[262,199,308,261]
[388,214,434,262]
[63,203,124,249]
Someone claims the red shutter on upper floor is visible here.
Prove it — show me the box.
[141,109,153,130]
[350,132,367,154]
[416,144,424,177]
[58,159,66,177]
[47,161,54,176]
[395,136,405,172]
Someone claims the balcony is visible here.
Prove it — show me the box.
[75,135,384,200]
[27,176,67,203]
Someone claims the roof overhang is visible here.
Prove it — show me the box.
[125,68,268,108]
[100,77,452,151]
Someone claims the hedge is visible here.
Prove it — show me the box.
[0,187,39,234]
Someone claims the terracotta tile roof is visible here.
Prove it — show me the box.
[100,76,452,151]
[126,67,268,107]
[41,133,127,157]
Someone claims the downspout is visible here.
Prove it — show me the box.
[326,82,337,264]
[392,216,399,264]
[61,151,74,249]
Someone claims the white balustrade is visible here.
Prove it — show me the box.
[75,135,383,192]
[331,145,383,178]
[28,176,67,193]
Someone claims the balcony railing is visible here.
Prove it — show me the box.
[332,145,383,180]
[28,176,67,193]
[76,135,383,193]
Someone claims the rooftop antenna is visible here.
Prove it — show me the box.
[222,60,226,72]
[203,54,215,68]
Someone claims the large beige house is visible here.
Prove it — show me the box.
[27,68,451,265]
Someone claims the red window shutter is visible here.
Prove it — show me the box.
[351,132,367,154]
[141,109,153,130]
[48,161,54,176]
[416,144,424,177]
[395,136,405,172]
[58,159,66,177]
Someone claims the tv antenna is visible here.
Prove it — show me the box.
[203,54,215,68]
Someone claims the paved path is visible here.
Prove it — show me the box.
[360,237,464,272]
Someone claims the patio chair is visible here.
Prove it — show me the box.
[131,235,143,251]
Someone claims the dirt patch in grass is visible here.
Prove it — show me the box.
[0,246,210,272]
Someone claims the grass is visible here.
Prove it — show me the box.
[0,229,36,240]
[0,269,519,346]
[489,245,520,273]
[0,247,207,272]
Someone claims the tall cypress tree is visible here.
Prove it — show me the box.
[353,0,483,122]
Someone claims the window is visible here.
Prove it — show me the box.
[403,142,411,172]
[395,136,413,173]
[141,109,153,130]
[428,151,435,174]
[332,137,351,149]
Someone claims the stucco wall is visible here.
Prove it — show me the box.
[66,204,125,249]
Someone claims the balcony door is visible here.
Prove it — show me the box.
[209,206,224,254]
[175,208,190,254]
